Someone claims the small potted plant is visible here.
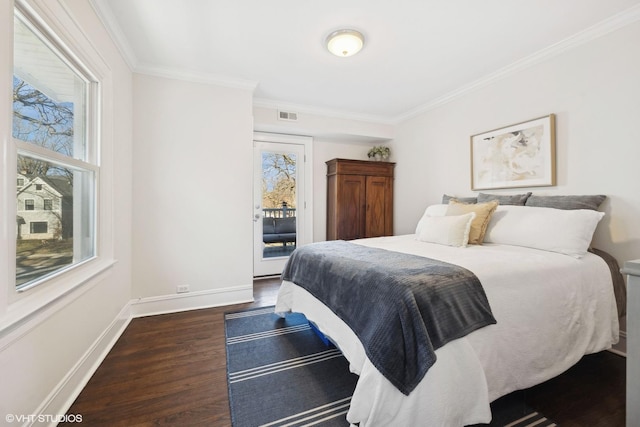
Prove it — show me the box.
[367,146,390,161]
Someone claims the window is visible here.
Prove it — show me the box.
[13,8,98,290]
[17,178,24,186]
[30,222,48,234]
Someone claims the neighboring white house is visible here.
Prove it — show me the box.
[16,173,73,240]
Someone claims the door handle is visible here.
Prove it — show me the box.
[254,214,261,222]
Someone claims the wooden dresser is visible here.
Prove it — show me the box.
[326,158,395,241]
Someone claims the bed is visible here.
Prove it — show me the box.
[274,201,622,426]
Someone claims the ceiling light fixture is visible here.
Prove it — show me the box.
[326,29,364,57]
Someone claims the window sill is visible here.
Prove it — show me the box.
[0,258,117,348]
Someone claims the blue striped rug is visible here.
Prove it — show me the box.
[225,307,557,427]
[225,307,358,426]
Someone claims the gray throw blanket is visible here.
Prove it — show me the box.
[281,240,496,395]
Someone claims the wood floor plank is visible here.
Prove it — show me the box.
[60,278,280,427]
[60,277,625,426]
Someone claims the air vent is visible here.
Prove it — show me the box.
[278,110,298,121]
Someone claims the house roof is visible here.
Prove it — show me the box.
[17,173,72,198]
[44,176,73,198]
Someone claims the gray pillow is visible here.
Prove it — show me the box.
[525,194,606,211]
[442,194,477,204]
[477,192,531,206]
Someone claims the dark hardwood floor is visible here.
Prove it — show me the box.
[60,278,625,426]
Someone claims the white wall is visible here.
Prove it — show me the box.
[132,74,254,299]
[253,104,394,143]
[392,21,640,267]
[253,105,394,242]
[0,0,133,420]
[3,2,635,420]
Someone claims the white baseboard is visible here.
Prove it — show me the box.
[609,330,627,357]
[129,284,254,318]
[32,303,132,427]
[32,284,253,426]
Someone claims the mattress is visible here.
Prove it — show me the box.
[274,234,619,426]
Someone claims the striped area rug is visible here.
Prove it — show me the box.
[225,307,557,427]
[225,307,357,426]
[504,411,556,427]
[471,390,558,427]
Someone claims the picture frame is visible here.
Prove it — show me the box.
[470,114,556,190]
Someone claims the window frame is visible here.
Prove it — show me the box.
[10,2,102,295]
[0,0,117,335]
[30,221,48,234]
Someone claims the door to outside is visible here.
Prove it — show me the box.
[253,134,311,277]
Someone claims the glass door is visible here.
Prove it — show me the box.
[253,136,309,277]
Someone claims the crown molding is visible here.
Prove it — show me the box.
[135,64,257,91]
[393,3,640,124]
[253,98,395,125]
[89,0,640,123]
[88,0,138,70]
[89,0,256,91]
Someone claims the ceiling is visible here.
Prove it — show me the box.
[92,0,640,122]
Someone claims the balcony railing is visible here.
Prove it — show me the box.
[263,202,296,218]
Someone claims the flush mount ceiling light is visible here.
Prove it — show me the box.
[326,29,364,57]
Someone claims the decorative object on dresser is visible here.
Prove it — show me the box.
[622,259,640,427]
[326,158,394,240]
[367,145,390,161]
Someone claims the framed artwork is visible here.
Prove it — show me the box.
[470,114,556,190]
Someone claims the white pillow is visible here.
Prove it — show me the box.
[415,204,449,235]
[416,212,476,247]
[484,205,605,258]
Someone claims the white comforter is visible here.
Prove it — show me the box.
[274,235,619,426]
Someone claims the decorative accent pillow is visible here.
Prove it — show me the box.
[446,199,499,245]
[415,204,449,235]
[442,194,478,204]
[416,212,476,247]
[477,192,531,206]
[525,194,606,211]
[484,205,605,258]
